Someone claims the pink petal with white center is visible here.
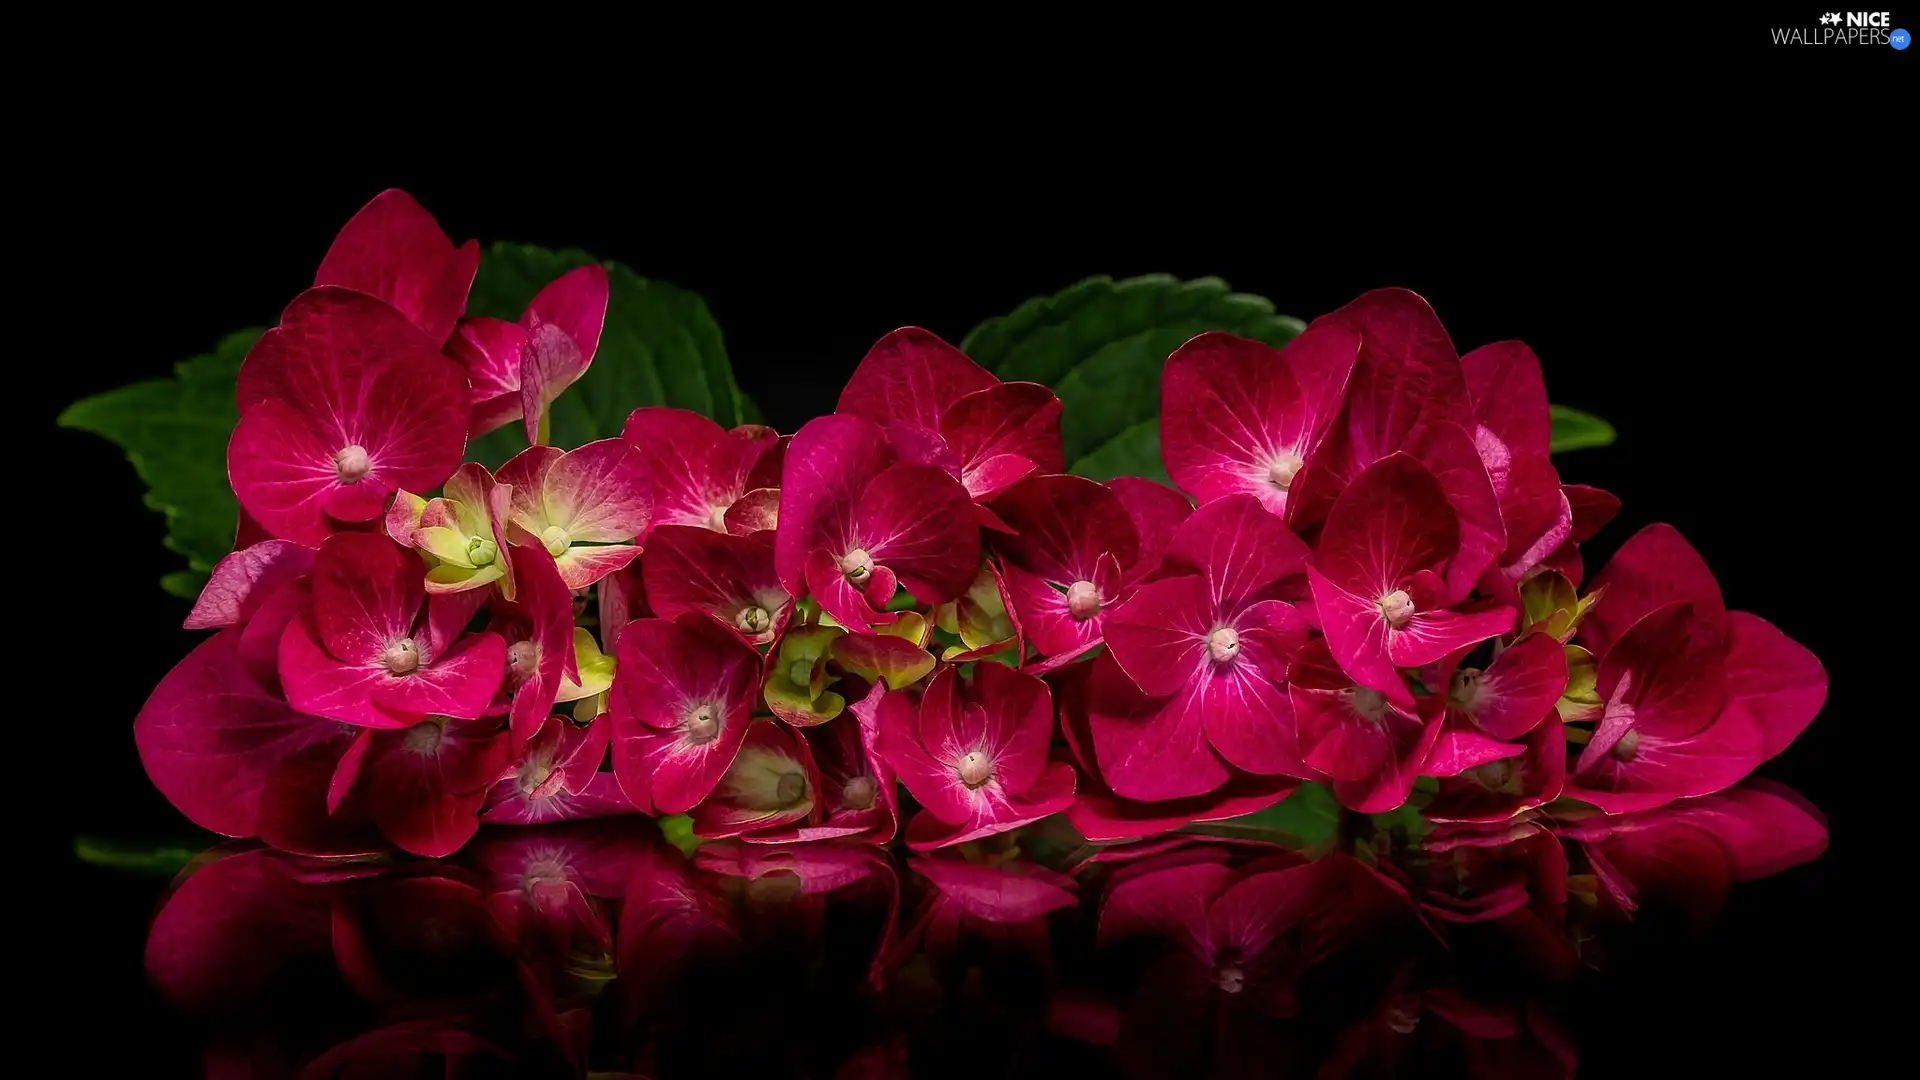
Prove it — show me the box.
[774,414,896,593]
[277,617,407,728]
[365,716,513,857]
[754,688,898,844]
[690,720,822,839]
[725,487,780,535]
[134,630,344,838]
[524,264,610,371]
[1384,603,1517,670]
[481,768,635,825]
[904,761,1076,850]
[447,316,528,436]
[496,444,565,532]
[1102,575,1214,697]
[1581,603,1727,773]
[1414,422,1506,602]
[1461,632,1568,740]
[1106,477,1193,579]
[370,632,509,720]
[624,406,779,532]
[238,576,308,694]
[1160,324,1360,515]
[1290,638,1433,788]
[991,473,1141,583]
[309,533,420,665]
[313,188,478,346]
[1312,453,1457,598]
[1198,600,1311,777]
[641,524,787,645]
[1085,650,1232,802]
[227,400,364,546]
[928,662,1054,795]
[1579,523,1727,661]
[1162,494,1312,610]
[1424,716,1566,823]
[553,542,642,591]
[1420,723,1526,777]
[1567,708,1764,815]
[805,547,896,630]
[999,560,1101,660]
[516,269,609,446]
[1306,567,1412,708]
[941,381,1065,497]
[541,438,648,542]
[185,540,316,630]
[877,684,975,825]
[1459,340,1552,457]
[1718,611,1826,760]
[837,326,998,432]
[503,544,575,744]
[608,614,761,814]
[852,462,983,604]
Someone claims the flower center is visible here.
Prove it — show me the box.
[706,504,730,532]
[842,775,877,810]
[382,637,421,675]
[1207,627,1241,664]
[517,757,554,795]
[1066,579,1102,621]
[737,605,772,634]
[334,444,373,483]
[1387,1006,1421,1035]
[684,705,721,744]
[1378,589,1415,629]
[403,719,444,754]
[539,525,571,557]
[507,640,540,683]
[775,771,808,804]
[1473,758,1516,790]
[1267,450,1303,490]
[957,751,994,788]
[466,534,499,566]
[1350,686,1390,722]
[1611,729,1641,761]
[1215,963,1246,994]
[839,548,874,585]
[1448,668,1484,710]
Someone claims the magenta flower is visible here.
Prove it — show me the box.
[1564,527,1825,813]
[490,543,579,744]
[495,438,650,589]
[1438,632,1569,742]
[340,712,513,857]
[689,719,823,840]
[608,613,761,814]
[775,414,982,630]
[1056,663,1295,843]
[1289,637,1445,813]
[448,263,610,443]
[751,686,899,844]
[389,462,517,598]
[1307,454,1517,710]
[313,188,478,347]
[622,406,783,533]
[641,524,791,646]
[1093,495,1313,801]
[277,533,508,728]
[836,327,1064,502]
[877,662,1076,850]
[479,715,632,825]
[989,474,1144,669]
[1422,716,1567,824]
[230,288,470,546]
[1159,324,1359,517]
[1458,341,1579,589]
[183,538,314,630]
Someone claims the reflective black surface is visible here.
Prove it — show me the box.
[96,780,1834,1079]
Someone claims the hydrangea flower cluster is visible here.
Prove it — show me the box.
[136,191,1827,860]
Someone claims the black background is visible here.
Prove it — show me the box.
[51,100,1891,1073]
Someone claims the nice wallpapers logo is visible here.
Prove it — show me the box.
[1771,11,1910,45]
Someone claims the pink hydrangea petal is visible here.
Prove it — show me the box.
[878,683,973,824]
[1684,781,1829,879]
[371,632,508,720]
[1564,484,1621,543]
[185,540,316,630]
[773,414,896,592]
[1580,523,1726,661]
[608,615,761,814]
[1306,567,1409,709]
[1425,716,1565,823]
[238,577,308,694]
[692,723,825,840]
[1314,453,1458,596]
[991,473,1141,583]
[277,617,402,727]
[969,662,1055,794]
[134,629,342,838]
[523,264,610,370]
[1330,714,1445,814]
[553,544,642,591]
[1106,477,1193,578]
[1415,422,1506,602]
[1103,574,1213,697]
[852,463,982,604]
[504,544,575,745]
[1067,776,1293,844]
[909,856,1078,920]
[496,445,564,533]
[228,399,351,547]
[481,769,637,825]
[1459,340,1552,457]
[417,588,491,664]
[1718,611,1826,761]
[837,326,998,432]
[624,406,776,532]
[143,847,335,1015]
[323,478,393,524]
[365,717,512,857]
[1086,650,1233,803]
[1568,711,1764,815]
[1196,648,1306,778]
[313,189,478,346]
[805,547,896,630]
[1000,560,1100,660]
[308,534,421,665]
[447,317,528,435]
[1469,632,1568,740]
[941,381,1064,493]
[1160,325,1360,515]
[1386,605,1517,670]
[539,438,649,542]
[1163,494,1312,610]
[255,737,385,857]
[1420,722,1525,777]
[1293,676,1426,786]
[642,524,786,644]
[1316,287,1472,461]
[724,487,780,535]
[903,761,1076,850]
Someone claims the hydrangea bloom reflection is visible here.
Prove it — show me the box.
[131,190,1826,862]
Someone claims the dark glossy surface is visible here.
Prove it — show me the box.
[105,780,1830,1079]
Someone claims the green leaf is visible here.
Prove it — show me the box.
[1548,404,1616,453]
[59,329,265,595]
[658,813,703,858]
[73,834,204,876]
[461,243,752,467]
[962,275,1305,482]
[1183,781,1342,851]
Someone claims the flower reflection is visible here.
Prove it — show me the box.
[142,781,1825,1078]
